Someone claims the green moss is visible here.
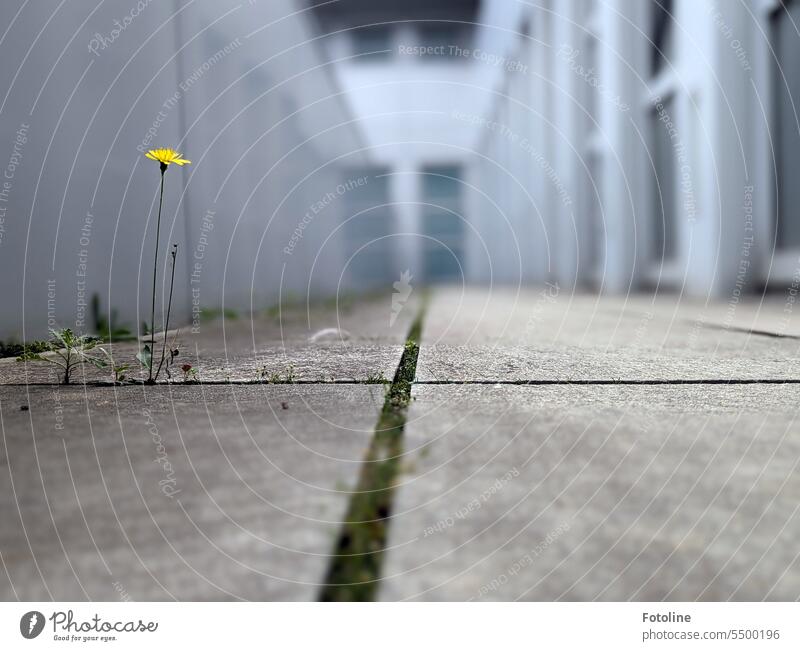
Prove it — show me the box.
[199,307,239,322]
[320,306,425,601]
[0,339,49,359]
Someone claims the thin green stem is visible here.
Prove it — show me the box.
[63,348,72,384]
[155,244,178,381]
[148,165,166,383]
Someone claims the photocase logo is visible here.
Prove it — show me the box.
[20,611,45,639]
[391,270,413,326]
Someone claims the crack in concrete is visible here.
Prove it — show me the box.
[7,378,800,388]
[686,322,800,340]
[318,307,425,601]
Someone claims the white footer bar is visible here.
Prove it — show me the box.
[0,602,795,649]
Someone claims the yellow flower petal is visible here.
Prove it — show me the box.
[144,147,191,166]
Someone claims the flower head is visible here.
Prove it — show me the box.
[145,148,191,169]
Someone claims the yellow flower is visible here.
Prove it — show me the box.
[145,148,191,167]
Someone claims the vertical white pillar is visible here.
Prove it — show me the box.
[700,0,755,298]
[530,1,556,284]
[550,0,581,290]
[391,162,422,284]
[598,0,650,293]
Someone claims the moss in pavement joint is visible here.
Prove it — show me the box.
[319,308,424,601]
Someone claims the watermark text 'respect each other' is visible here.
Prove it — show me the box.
[284,176,369,256]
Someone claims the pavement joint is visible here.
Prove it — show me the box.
[1,380,391,387]
[415,379,800,385]
[688,323,800,340]
[320,303,426,601]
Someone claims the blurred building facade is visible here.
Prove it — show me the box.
[316,0,794,298]
[0,0,796,337]
[310,0,483,289]
[465,0,790,297]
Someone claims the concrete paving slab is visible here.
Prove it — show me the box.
[0,384,385,600]
[0,294,419,385]
[417,288,800,381]
[417,345,800,382]
[423,287,800,344]
[380,384,800,600]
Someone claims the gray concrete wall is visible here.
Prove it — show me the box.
[0,0,366,340]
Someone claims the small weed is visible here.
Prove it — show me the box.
[0,339,49,359]
[260,364,296,383]
[365,371,388,384]
[263,305,280,320]
[180,363,198,382]
[199,307,239,322]
[263,294,301,321]
[98,347,130,384]
[91,294,136,342]
[17,328,105,384]
[161,346,180,380]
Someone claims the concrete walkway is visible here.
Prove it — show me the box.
[2,288,800,600]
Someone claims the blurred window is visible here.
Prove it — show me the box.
[651,99,677,261]
[342,168,394,287]
[422,165,462,200]
[352,26,392,60]
[421,165,464,281]
[772,0,800,249]
[584,35,598,131]
[650,0,674,76]
[586,151,604,279]
[417,23,467,59]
